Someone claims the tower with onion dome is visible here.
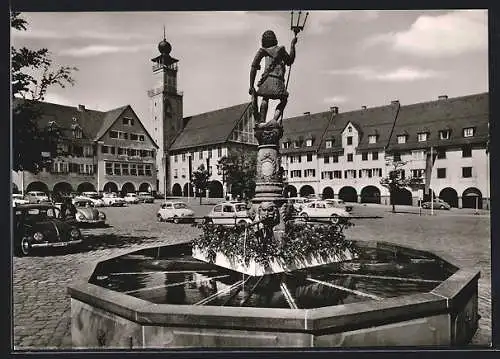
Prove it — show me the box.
[146,29,184,195]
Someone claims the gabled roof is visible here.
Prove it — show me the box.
[386,93,489,151]
[94,105,129,141]
[12,98,157,147]
[280,111,332,154]
[169,103,251,151]
[317,103,399,154]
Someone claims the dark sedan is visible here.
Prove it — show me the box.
[13,204,83,256]
[421,198,451,210]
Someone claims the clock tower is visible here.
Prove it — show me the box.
[146,32,183,195]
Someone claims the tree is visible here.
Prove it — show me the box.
[380,160,423,213]
[218,147,257,200]
[11,12,78,173]
[191,164,210,204]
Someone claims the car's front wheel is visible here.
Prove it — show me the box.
[173,216,180,224]
[157,214,163,222]
[300,213,309,222]
[20,236,32,256]
[330,214,339,225]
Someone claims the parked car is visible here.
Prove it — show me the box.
[72,199,106,226]
[287,197,312,212]
[421,198,451,210]
[25,191,50,204]
[123,193,140,204]
[13,204,83,256]
[12,194,29,207]
[324,198,353,212]
[79,192,105,207]
[206,202,252,226]
[102,192,126,207]
[137,192,155,203]
[74,195,105,207]
[157,201,195,223]
[298,200,350,224]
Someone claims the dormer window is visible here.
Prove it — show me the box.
[417,132,428,142]
[463,127,475,138]
[397,135,407,144]
[74,128,82,139]
[293,141,300,149]
[439,130,450,140]
[305,139,313,147]
[348,126,352,133]
[368,135,377,144]
[325,140,332,148]
[282,142,290,149]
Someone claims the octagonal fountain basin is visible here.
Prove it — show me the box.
[68,241,479,348]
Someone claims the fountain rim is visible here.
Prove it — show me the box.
[67,241,480,333]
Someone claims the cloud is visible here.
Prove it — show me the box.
[59,44,152,57]
[306,10,379,34]
[364,10,487,57]
[11,28,146,41]
[323,95,348,104]
[327,66,444,82]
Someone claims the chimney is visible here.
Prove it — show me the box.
[391,100,399,105]
[361,105,367,110]
[438,95,448,100]
[330,106,339,115]
[77,104,86,112]
[303,111,311,115]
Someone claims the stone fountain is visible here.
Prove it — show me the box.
[67,16,480,348]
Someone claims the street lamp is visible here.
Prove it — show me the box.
[187,153,192,201]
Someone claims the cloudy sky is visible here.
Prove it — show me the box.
[11,10,488,121]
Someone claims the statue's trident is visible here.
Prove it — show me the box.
[281,11,309,120]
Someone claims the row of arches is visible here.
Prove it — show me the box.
[283,184,484,209]
[23,181,153,194]
[171,181,224,198]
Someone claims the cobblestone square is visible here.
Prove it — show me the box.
[12,200,491,349]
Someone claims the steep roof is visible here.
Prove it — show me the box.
[169,102,251,151]
[280,111,333,154]
[387,93,489,152]
[316,103,399,155]
[12,99,156,146]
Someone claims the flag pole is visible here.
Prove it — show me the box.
[430,146,434,216]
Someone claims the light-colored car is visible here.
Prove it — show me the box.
[74,195,105,207]
[12,194,29,207]
[157,201,195,223]
[25,191,50,204]
[207,202,252,226]
[137,192,155,203]
[72,199,106,226]
[287,197,312,212]
[324,198,353,212]
[123,193,140,204]
[102,192,126,207]
[421,198,451,210]
[299,200,350,224]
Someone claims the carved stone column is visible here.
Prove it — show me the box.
[252,125,287,235]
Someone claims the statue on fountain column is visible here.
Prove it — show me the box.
[249,30,297,129]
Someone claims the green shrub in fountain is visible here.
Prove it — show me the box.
[192,220,357,273]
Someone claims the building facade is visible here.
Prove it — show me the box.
[12,101,158,195]
[280,93,489,209]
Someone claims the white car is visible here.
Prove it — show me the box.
[123,193,140,204]
[12,194,29,207]
[102,192,126,207]
[324,198,353,212]
[74,195,105,207]
[299,200,350,224]
[25,191,50,204]
[157,201,195,223]
[287,197,311,212]
[207,202,252,226]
